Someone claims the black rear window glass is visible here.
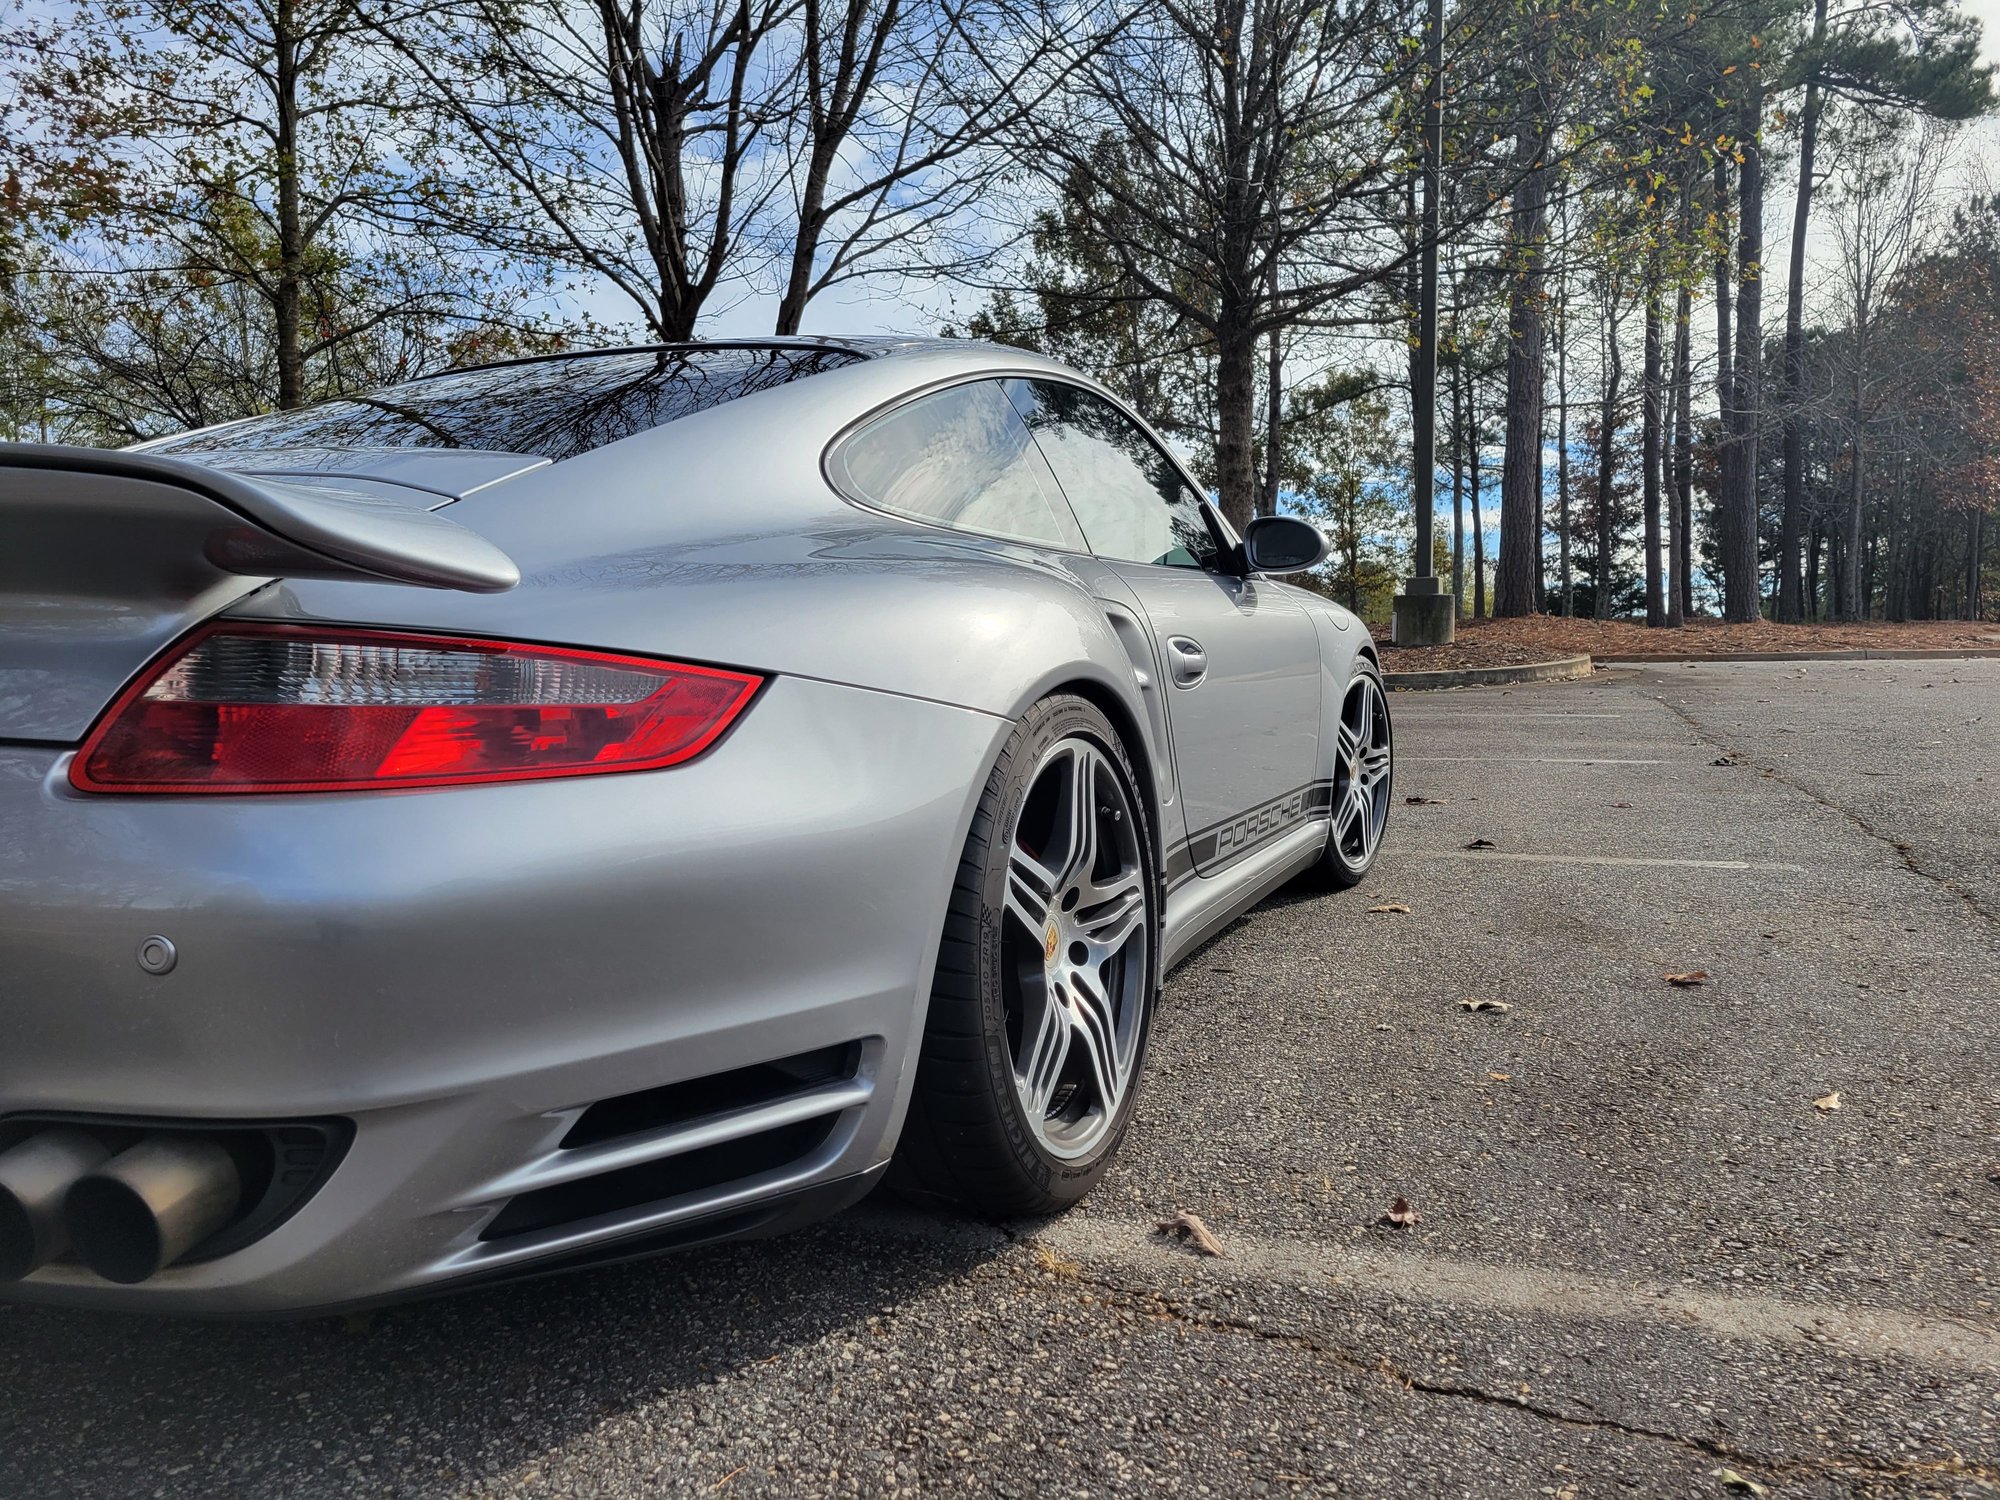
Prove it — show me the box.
[147,346,864,462]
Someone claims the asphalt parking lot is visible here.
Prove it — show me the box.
[2,658,1996,1499]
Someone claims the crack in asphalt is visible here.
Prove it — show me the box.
[1645,689,2000,931]
[1024,1212,2000,1373]
[973,1209,2000,1492]
[1042,1259,2000,1493]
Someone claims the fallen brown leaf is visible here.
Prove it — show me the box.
[1711,1469,1770,1497]
[1380,1197,1421,1229]
[1458,998,1511,1013]
[1487,1071,1511,1081]
[1463,837,1497,850]
[1403,795,1447,805]
[1367,902,1412,914]
[1664,970,1709,988]
[1153,1209,1226,1257]
[1032,1243,1080,1278]
[1813,1091,1841,1112]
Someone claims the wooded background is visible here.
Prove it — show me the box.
[3,0,1995,626]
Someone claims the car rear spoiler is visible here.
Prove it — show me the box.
[2,442,523,741]
[1,442,520,594]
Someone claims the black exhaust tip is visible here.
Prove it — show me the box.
[0,1129,111,1280]
[66,1138,241,1285]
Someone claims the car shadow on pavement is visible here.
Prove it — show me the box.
[0,1194,1008,1497]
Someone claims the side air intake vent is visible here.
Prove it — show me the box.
[561,1043,860,1150]
[481,1118,835,1241]
[475,1041,877,1247]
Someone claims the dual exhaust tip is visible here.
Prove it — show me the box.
[0,1129,241,1284]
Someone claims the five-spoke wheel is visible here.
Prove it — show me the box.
[895,696,1158,1214]
[1001,737,1150,1160]
[1322,661,1393,886]
[900,664,1390,1216]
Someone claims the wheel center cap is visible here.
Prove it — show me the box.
[1044,919,1061,963]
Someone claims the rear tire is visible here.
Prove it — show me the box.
[894,695,1159,1217]
[1318,659,1393,889]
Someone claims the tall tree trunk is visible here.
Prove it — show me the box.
[1215,317,1260,531]
[1262,305,1283,517]
[1343,488,1362,612]
[1534,407,1546,608]
[1885,457,1908,621]
[1723,78,1765,622]
[1496,129,1548,616]
[274,0,304,409]
[1472,373,1487,618]
[1970,505,1985,619]
[1776,0,1829,620]
[1456,352,1472,616]
[1594,330,1622,620]
[1806,518,1823,618]
[1840,427,1865,619]
[776,0,861,336]
[1670,284,1692,625]
[1556,298,1573,617]
[775,147,835,334]
[1642,270,1665,626]
[1714,155,1736,562]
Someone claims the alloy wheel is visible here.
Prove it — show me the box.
[1331,672,1392,868]
[1000,736,1152,1161]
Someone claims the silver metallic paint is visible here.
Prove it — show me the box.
[0,339,1377,1312]
[0,449,523,741]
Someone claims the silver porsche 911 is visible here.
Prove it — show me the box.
[0,338,1392,1314]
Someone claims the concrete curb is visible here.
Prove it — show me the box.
[1599,647,2000,664]
[1384,653,1593,691]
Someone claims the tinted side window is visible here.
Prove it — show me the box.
[832,381,1082,550]
[1006,380,1218,569]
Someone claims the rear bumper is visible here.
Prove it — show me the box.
[0,674,1005,1313]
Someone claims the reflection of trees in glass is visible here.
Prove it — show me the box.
[1162,505,1214,568]
[1010,379,1216,568]
[1012,378,1184,509]
[840,383,1070,548]
[151,347,862,461]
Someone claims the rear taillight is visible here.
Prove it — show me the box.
[70,624,763,794]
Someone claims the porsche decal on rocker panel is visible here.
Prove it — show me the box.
[1167,780,1336,885]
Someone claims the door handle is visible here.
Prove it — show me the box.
[1166,635,1207,688]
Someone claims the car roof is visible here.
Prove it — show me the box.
[396,335,1018,385]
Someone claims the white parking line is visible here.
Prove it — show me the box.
[1027,1214,2000,1375]
[1393,711,1626,719]
[1403,755,1669,765]
[1411,850,1806,872]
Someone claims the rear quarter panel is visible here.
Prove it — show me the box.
[223,357,1177,862]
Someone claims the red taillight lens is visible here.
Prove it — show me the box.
[71,625,763,793]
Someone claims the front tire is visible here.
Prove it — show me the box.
[895,695,1159,1216]
[1318,659,1393,888]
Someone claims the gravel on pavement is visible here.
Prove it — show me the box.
[2,659,1995,1499]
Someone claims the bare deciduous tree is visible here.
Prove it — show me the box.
[773,0,1083,333]
[985,0,1469,529]
[373,0,803,340]
[1827,117,1955,617]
